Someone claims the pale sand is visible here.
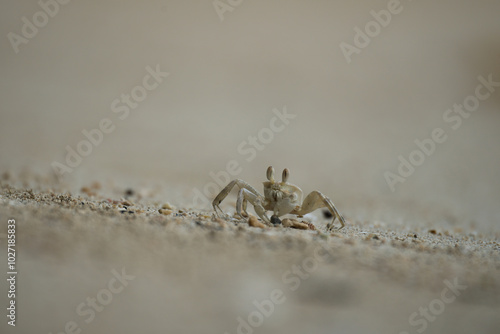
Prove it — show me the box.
[1,1,500,333]
[0,173,498,334]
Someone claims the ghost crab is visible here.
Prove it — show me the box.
[212,166,346,230]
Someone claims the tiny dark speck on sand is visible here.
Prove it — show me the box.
[271,215,281,225]
[323,209,333,219]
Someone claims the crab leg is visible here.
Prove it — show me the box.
[236,188,271,225]
[293,191,345,230]
[212,179,263,217]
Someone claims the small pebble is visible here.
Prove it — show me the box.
[159,209,172,215]
[270,215,282,226]
[248,216,266,228]
[282,218,296,227]
[303,221,316,230]
[291,221,309,230]
[365,233,379,240]
[282,218,310,230]
[162,203,174,210]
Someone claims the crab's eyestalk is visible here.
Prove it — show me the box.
[266,166,275,182]
[282,168,289,183]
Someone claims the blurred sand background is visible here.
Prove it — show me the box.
[0,0,499,333]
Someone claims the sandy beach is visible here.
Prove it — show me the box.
[0,173,499,334]
[1,1,500,333]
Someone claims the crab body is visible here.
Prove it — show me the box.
[212,166,346,230]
